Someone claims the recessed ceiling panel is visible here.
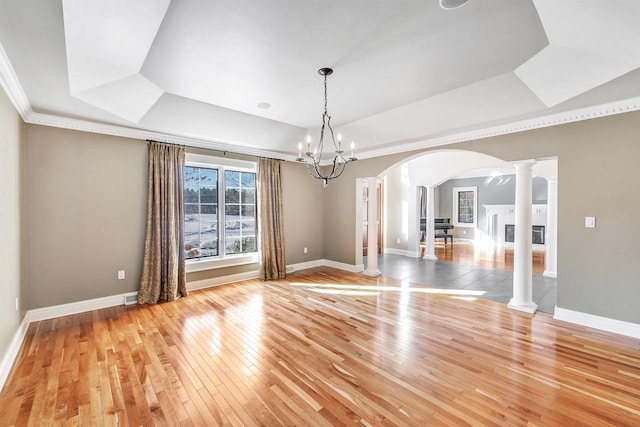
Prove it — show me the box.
[336,72,546,149]
[516,0,640,106]
[142,0,547,128]
[74,74,163,123]
[63,0,170,94]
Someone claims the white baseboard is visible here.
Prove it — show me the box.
[187,271,259,291]
[554,306,640,339]
[286,260,325,272]
[287,259,364,273]
[29,291,138,322]
[384,248,420,258]
[0,313,30,392]
[323,259,364,273]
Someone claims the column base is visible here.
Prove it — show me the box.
[423,254,438,261]
[363,269,381,277]
[543,270,557,278]
[508,299,538,314]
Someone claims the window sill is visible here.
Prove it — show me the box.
[186,252,259,273]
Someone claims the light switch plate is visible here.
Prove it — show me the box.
[585,216,596,228]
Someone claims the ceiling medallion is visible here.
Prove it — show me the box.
[296,67,357,187]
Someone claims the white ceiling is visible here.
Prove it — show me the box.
[1,0,640,160]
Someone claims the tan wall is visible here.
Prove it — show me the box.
[25,126,148,308]
[323,111,640,324]
[0,85,27,360]
[15,101,640,326]
[187,263,258,283]
[282,161,325,265]
[22,131,326,306]
[383,166,408,251]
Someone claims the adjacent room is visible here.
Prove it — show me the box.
[1,1,640,425]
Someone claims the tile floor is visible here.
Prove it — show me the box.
[372,254,557,314]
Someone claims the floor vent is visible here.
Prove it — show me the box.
[124,294,138,305]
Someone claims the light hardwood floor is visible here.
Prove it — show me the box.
[1,268,639,426]
[431,241,546,275]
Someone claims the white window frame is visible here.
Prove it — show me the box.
[452,186,477,228]
[184,153,258,272]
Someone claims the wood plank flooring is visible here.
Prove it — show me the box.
[432,242,546,275]
[1,268,639,426]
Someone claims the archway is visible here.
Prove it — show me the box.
[357,149,558,314]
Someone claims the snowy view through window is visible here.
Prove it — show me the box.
[184,166,256,260]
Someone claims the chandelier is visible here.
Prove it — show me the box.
[296,67,357,186]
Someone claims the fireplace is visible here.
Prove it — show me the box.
[504,225,545,244]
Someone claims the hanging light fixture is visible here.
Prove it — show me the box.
[296,67,357,187]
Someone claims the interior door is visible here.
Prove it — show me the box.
[362,181,383,256]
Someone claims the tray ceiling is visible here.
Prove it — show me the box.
[1,0,639,159]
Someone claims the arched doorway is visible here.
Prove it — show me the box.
[357,149,558,314]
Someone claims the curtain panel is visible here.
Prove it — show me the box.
[257,158,286,280]
[138,142,187,304]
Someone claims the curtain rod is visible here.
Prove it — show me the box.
[147,139,286,162]
[146,139,185,148]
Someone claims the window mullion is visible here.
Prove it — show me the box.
[219,167,225,256]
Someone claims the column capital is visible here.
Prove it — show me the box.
[512,159,537,170]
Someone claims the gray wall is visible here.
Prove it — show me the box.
[438,175,548,239]
[322,110,640,324]
[0,84,27,361]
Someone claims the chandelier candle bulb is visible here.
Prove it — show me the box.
[297,142,302,158]
[351,141,355,158]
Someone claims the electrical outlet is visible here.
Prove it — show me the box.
[585,216,596,228]
[303,247,308,254]
[396,237,400,244]
[118,270,125,280]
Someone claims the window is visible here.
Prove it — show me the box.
[223,170,256,255]
[185,166,219,258]
[183,154,257,265]
[453,186,477,228]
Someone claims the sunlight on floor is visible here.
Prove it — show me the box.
[289,282,486,298]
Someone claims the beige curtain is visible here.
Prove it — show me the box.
[257,158,286,280]
[138,142,187,303]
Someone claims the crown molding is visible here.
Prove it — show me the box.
[24,111,293,160]
[0,42,33,119]
[3,38,640,163]
[353,97,640,161]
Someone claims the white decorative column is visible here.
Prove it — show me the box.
[364,177,381,276]
[423,185,438,261]
[543,178,558,278]
[508,160,537,314]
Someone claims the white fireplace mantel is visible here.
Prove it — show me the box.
[483,204,548,249]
